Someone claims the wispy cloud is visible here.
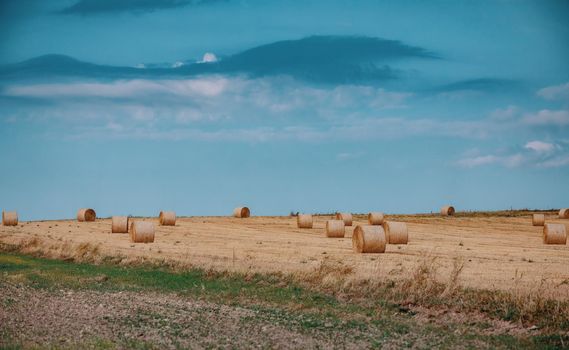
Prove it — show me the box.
[56,114,517,144]
[2,73,536,146]
[537,155,569,168]
[522,109,569,126]
[489,105,518,120]
[2,76,413,117]
[4,78,231,98]
[436,78,518,94]
[524,140,556,153]
[336,152,365,161]
[537,82,569,101]
[456,154,524,168]
[457,140,568,169]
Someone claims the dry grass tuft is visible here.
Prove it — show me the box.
[299,258,355,289]
[73,242,100,261]
[399,255,441,303]
[293,254,569,331]
[4,237,103,264]
[441,257,465,298]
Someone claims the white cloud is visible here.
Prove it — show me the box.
[457,155,500,168]
[198,53,218,63]
[522,109,569,126]
[105,121,124,131]
[456,138,569,169]
[537,82,569,101]
[0,76,523,143]
[537,156,569,168]
[524,140,555,153]
[489,105,518,120]
[456,154,525,168]
[336,152,365,161]
[328,86,412,109]
[503,154,524,167]
[4,77,230,99]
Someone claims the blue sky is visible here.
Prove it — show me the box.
[1,0,569,220]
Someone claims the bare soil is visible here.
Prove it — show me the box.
[0,279,538,349]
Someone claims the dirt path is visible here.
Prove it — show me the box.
[1,214,568,298]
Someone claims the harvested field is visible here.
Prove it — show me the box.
[1,212,568,299]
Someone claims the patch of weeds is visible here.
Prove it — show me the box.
[344,319,368,331]
[531,334,569,349]
[1,297,16,308]
[0,329,23,350]
[0,343,23,350]
[112,338,159,350]
[0,252,337,312]
[476,321,493,330]
[87,337,116,350]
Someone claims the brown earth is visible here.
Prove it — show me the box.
[1,213,568,298]
[0,282,535,349]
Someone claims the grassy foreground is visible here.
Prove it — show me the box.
[1,252,568,349]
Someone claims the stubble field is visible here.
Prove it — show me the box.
[1,212,568,298]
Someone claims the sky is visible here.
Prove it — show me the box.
[1,0,569,220]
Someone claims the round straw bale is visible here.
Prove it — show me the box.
[559,208,569,219]
[335,212,353,226]
[111,216,129,233]
[130,221,155,243]
[159,211,176,226]
[368,212,384,225]
[543,223,567,245]
[297,214,313,229]
[2,211,18,226]
[532,214,545,227]
[77,208,96,222]
[352,225,386,253]
[441,206,455,216]
[233,207,250,218]
[382,221,408,244]
[326,220,345,238]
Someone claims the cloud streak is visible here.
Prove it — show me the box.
[523,109,569,126]
[435,78,519,93]
[0,75,531,145]
[64,118,502,143]
[0,36,437,85]
[457,154,524,168]
[457,139,568,169]
[524,140,556,153]
[60,0,224,15]
[537,82,569,101]
[4,78,231,98]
